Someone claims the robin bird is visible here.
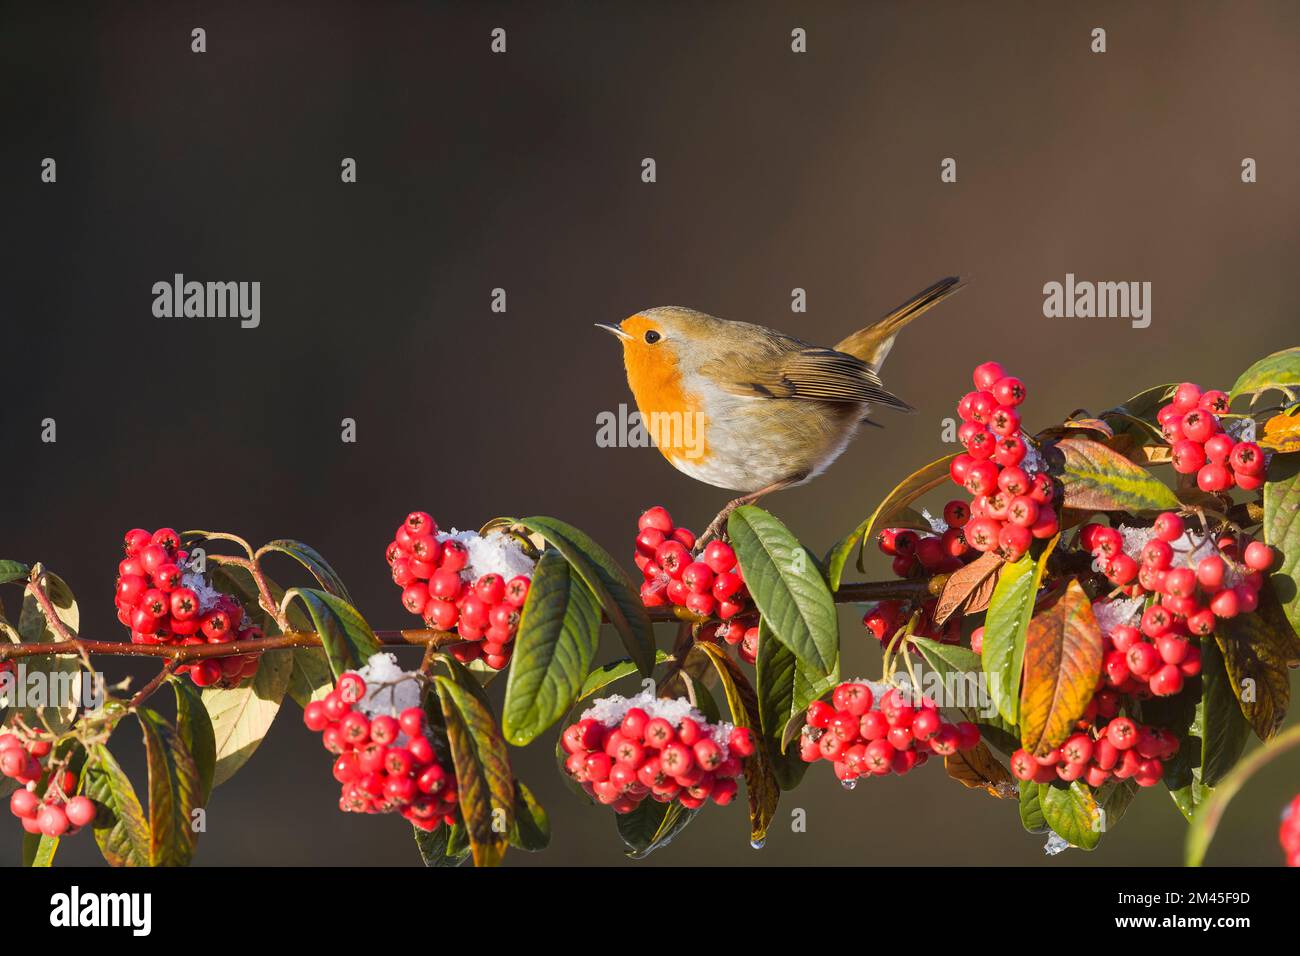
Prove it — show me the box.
[596,276,963,541]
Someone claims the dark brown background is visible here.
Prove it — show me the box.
[2,0,1298,866]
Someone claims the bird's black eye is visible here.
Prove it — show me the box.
[644,330,661,344]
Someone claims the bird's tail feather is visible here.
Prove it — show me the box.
[834,276,964,368]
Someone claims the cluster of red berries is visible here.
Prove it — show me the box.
[862,526,971,649]
[948,361,1059,562]
[1083,511,1274,652]
[1011,715,1178,789]
[634,505,752,620]
[303,672,458,831]
[799,682,981,784]
[1281,795,1300,867]
[386,511,531,672]
[560,699,752,814]
[1158,382,1266,492]
[3,733,96,838]
[114,527,260,688]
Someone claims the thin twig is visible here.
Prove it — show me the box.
[0,577,941,664]
[129,660,182,709]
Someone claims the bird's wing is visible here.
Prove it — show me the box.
[701,345,914,412]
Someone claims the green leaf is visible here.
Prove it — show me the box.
[173,679,216,805]
[283,588,381,680]
[517,516,656,677]
[0,561,29,585]
[1099,383,1176,443]
[1097,778,1139,834]
[507,781,551,851]
[413,823,468,867]
[502,550,602,746]
[287,648,335,708]
[17,567,80,734]
[1019,781,1048,833]
[434,676,515,867]
[981,539,1057,726]
[255,539,354,602]
[1199,636,1250,787]
[615,798,699,860]
[1049,436,1181,513]
[1018,580,1104,756]
[1214,581,1299,741]
[1039,780,1102,851]
[577,653,668,700]
[756,620,828,788]
[825,454,956,591]
[22,831,58,867]
[1230,346,1300,402]
[911,637,1018,754]
[1263,453,1300,637]
[692,642,780,846]
[138,707,201,866]
[729,506,838,678]
[83,744,150,867]
[1186,723,1300,866]
[201,647,293,788]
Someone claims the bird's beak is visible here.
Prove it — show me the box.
[594,323,633,341]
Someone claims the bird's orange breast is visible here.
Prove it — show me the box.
[623,347,710,464]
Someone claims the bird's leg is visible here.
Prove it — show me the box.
[696,478,800,551]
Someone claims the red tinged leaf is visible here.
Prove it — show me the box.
[1019,579,1104,757]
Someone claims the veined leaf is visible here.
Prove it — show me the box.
[730,506,838,679]
[434,676,514,867]
[692,642,780,845]
[1040,780,1102,851]
[981,538,1057,726]
[1050,436,1180,513]
[283,588,381,680]
[1019,781,1048,833]
[1263,454,1300,637]
[414,823,469,867]
[22,831,58,867]
[502,550,601,746]
[202,648,293,788]
[616,798,699,860]
[517,516,655,677]
[1229,346,1300,402]
[507,781,551,852]
[933,552,1003,626]
[825,454,956,591]
[173,679,216,805]
[1260,412,1300,454]
[255,539,353,602]
[17,567,80,734]
[1213,580,1298,742]
[138,707,200,867]
[1019,580,1104,756]
[944,742,1017,798]
[756,619,826,789]
[0,561,29,585]
[83,744,150,867]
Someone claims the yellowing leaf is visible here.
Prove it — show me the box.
[1019,580,1104,756]
[944,742,1017,798]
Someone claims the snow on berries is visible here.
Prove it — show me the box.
[1079,512,1274,693]
[303,653,458,830]
[799,681,982,786]
[949,360,1058,562]
[1281,795,1300,867]
[114,527,262,688]
[1158,381,1267,492]
[3,732,95,839]
[560,690,750,814]
[385,510,535,671]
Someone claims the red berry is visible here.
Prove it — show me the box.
[973,361,1006,391]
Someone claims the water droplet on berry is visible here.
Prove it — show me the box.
[750,837,766,850]
[840,778,858,791]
